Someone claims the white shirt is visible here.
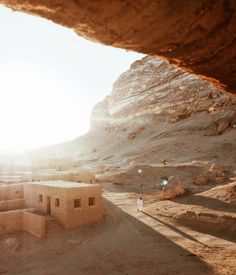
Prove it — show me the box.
[137,199,143,209]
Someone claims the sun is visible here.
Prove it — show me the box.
[0,5,143,152]
[0,63,89,152]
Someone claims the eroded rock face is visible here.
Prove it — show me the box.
[1,0,236,92]
[158,178,186,200]
[95,56,235,123]
[193,164,228,185]
[32,55,236,193]
[87,56,236,191]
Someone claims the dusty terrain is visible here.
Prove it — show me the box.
[0,57,235,274]
[1,182,236,275]
[0,1,236,273]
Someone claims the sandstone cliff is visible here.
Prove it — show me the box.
[44,56,236,193]
[30,56,236,194]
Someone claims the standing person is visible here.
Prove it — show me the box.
[160,177,168,191]
[136,197,143,211]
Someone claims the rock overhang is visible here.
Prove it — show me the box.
[0,0,236,93]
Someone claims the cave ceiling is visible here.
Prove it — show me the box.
[1,0,236,93]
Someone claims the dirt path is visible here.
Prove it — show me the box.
[103,189,236,275]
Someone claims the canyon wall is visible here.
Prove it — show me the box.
[59,56,236,192]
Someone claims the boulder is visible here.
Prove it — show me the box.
[193,175,209,186]
[128,132,137,140]
[170,108,192,123]
[231,119,236,128]
[193,164,228,185]
[215,118,230,135]
[158,178,185,200]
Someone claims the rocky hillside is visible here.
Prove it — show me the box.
[33,56,236,193]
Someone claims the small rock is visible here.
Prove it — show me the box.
[128,132,136,139]
[193,175,209,185]
[215,118,230,135]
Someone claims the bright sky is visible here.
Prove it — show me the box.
[0,5,143,152]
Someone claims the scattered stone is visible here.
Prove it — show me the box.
[193,175,209,186]
[193,164,228,185]
[215,118,230,135]
[113,182,124,185]
[208,106,217,113]
[161,159,168,166]
[102,155,113,160]
[208,164,227,183]
[128,132,137,140]
[231,119,236,128]
[129,161,137,168]
[170,108,191,123]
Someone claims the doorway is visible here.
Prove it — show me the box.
[46,196,51,215]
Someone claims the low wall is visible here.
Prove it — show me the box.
[23,211,45,238]
[0,199,25,211]
[64,173,96,184]
[34,173,96,184]
[0,210,23,234]
[0,209,45,238]
[0,184,24,200]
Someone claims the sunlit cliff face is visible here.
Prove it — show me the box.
[0,5,143,152]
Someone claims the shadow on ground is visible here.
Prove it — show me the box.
[173,194,236,213]
[0,199,212,275]
[142,211,211,248]
[175,218,236,244]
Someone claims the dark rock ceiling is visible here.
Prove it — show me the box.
[1,0,236,93]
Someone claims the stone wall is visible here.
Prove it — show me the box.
[31,172,96,184]
[0,210,23,234]
[0,209,45,238]
[24,183,68,226]
[63,173,96,184]
[0,184,24,200]
[23,211,45,238]
[0,198,25,211]
[66,186,103,229]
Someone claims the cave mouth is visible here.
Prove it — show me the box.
[1,1,235,93]
[0,5,143,152]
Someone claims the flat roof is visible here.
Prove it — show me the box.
[26,181,99,189]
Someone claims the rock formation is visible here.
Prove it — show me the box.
[1,0,236,92]
[36,56,236,194]
[157,177,186,200]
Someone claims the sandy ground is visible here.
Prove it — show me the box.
[103,187,236,275]
[1,183,236,275]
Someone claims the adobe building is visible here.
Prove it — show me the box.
[0,181,103,238]
[37,170,96,184]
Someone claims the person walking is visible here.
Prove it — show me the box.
[136,197,143,211]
